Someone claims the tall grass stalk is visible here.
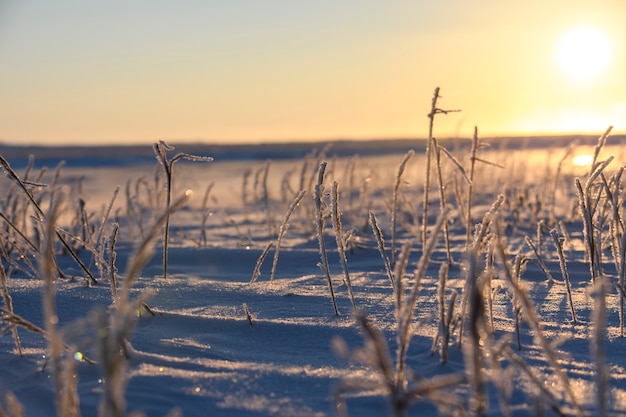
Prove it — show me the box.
[550,228,577,323]
[0,255,21,356]
[369,211,395,292]
[153,141,212,279]
[260,160,273,236]
[108,223,120,304]
[314,162,339,315]
[393,242,412,315]
[421,87,460,246]
[591,276,609,417]
[466,127,479,248]
[96,192,191,417]
[432,139,454,265]
[199,182,215,247]
[524,236,555,283]
[589,126,612,176]
[465,249,487,417]
[241,167,252,223]
[40,192,81,417]
[431,262,457,364]
[331,181,356,310]
[89,186,120,275]
[270,190,306,283]
[396,208,448,389]
[391,150,414,267]
[550,142,576,222]
[576,175,606,284]
[422,87,440,246]
[458,194,504,347]
[619,224,626,337]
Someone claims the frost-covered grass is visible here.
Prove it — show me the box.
[1,127,626,416]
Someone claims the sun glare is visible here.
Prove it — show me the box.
[557,26,611,81]
[572,154,594,167]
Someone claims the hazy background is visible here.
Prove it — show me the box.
[0,0,624,146]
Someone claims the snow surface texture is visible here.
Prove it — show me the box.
[1,139,626,416]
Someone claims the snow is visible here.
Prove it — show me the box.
[1,140,626,416]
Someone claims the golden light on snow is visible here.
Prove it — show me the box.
[557,26,611,81]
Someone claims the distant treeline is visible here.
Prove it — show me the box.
[0,134,618,168]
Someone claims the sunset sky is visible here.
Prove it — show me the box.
[0,0,624,145]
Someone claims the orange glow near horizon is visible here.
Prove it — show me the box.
[0,1,625,146]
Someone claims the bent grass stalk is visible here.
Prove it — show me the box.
[524,236,555,283]
[249,241,275,284]
[153,141,213,279]
[270,190,306,283]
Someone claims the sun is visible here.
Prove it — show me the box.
[556,26,611,81]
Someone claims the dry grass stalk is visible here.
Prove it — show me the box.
[464,249,487,417]
[431,262,457,364]
[153,141,213,279]
[458,195,505,347]
[591,275,609,417]
[391,150,414,267]
[40,192,81,417]
[0,155,96,284]
[270,190,306,283]
[243,303,254,326]
[199,182,215,247]
[495,236,584,417]
[524,236,555,283]
[550,142,576,222]
[0,391,25,417]
[108,223,120,304]
[314,162,339,315]
[331,181,356,310]
[421,87,460,246]
[369,211,395,292]
[392,242,412,316]
[550,228,577,323]
[0,258,21,356]
[588,126,613,177]
[396,208,449,388]
[249,241,275,284]
[335,309,465,417]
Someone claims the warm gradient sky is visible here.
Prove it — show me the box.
[0,0,624,145]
